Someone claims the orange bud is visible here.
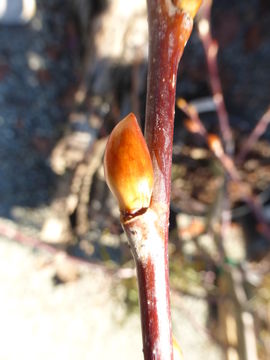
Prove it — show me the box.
[173,0,202,19]
[207,134,224,158]
[177,98,197,117]
[104,113,154,215]
[177,98,188,111]
[184,118,201,134]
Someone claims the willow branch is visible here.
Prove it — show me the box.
[139,1,200,358]
[104,1,201,359]
[123,208,172,359]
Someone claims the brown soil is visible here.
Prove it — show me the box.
[171,135,270,215]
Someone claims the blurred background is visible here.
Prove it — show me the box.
[0,0,270,359]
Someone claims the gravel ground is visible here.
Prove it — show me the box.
[0,0,77,217]
[0,231,222,360]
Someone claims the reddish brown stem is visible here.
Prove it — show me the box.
[133,1,196,358]
[136,254,170,359]
[123,207,174,359]
[145,1,193,210]
[106,1,200,358]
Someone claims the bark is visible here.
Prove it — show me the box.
[122,1,196,358]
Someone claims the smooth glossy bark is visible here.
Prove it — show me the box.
[131,1,196,358]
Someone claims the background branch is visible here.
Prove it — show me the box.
[198,0,234,155]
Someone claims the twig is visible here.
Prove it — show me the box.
[177,98,207,137]
[197,0,234,155]
[0,218,101,269]
[207,134,239,180]
[171,289,228,352]
[236,107,270,164]
[243,195,270,239]
[207,134,270,239]
[0,218,136,279]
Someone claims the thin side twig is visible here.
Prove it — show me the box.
[236,107,270,164]
[177,98,207,137]
[207,134,270,239]
[198,0,234,155]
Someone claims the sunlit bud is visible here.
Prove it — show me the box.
[207,134,224,158]
[177,98,196,117]
[173,0,202,19]
[177,98,187,108]
[198,19,210,37]
[104,113,154,216]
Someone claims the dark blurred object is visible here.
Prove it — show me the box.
[178,0,270,129]
[0,0,36,25]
